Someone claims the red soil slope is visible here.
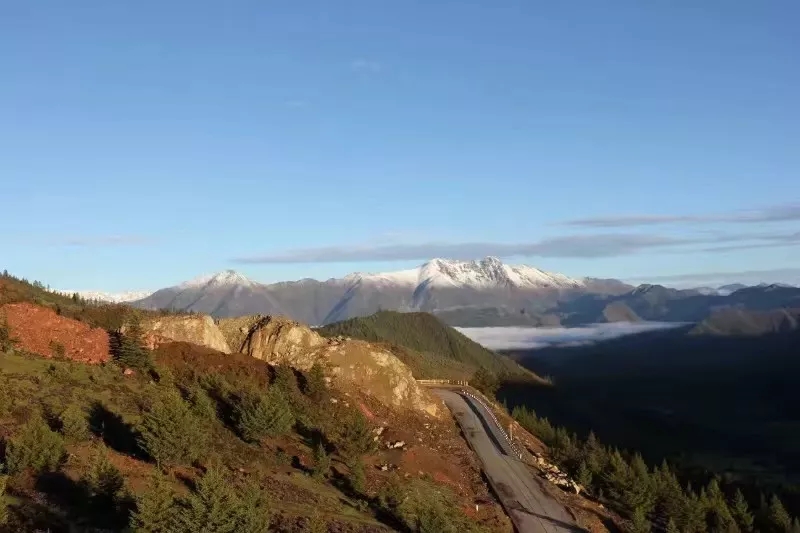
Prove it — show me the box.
[1,302,110,364]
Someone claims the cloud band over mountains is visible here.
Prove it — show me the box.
[232,230,799,264]
[560,203,800,228]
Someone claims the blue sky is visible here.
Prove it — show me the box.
[1,1,798,291]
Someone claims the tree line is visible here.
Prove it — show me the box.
[512,405,800,533]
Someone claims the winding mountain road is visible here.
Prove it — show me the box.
[434,389,581,533]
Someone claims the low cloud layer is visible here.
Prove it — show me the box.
[232,230,799,264]
[561,203,800,228]
[629,267,800,287]
[456,323,684,351]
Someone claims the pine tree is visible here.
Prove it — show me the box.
[82,445,125,508]
[0,316,18,353]
[178,467,240,533]
[767,495,792,533]
[576,460,593,490]
[233,388,294,443]
[5,413,66,473]
[665,518,679,533]
[130,470,179,533]
[115,314,152,370]
[303,362,327,401]
[236,478,272,533]
[273,365,298,393]
[335,411,375,460]
[0,474,9,526]
[731,489,754,532]
[347,458,366,495]
[629,506,651,533]
[137,389,209,466]
[312,441,330,480]
[59,403,91,442]
[705,479,738,533]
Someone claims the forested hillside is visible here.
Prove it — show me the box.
[318,311,535,380]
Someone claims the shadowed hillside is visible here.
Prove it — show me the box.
[498,325,800,517]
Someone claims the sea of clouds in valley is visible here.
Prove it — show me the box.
[456,322,684,351]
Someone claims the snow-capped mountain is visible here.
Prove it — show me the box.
[55,290,153,303]
[133,257,601,324]
[347,257,584,290]
[179,270,258,289]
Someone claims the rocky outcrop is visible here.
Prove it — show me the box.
[238,316,442,418]
[237,316,326,365]
[136,315,231,354]
[0,303,110,364]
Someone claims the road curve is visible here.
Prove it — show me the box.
[434,389,581,533]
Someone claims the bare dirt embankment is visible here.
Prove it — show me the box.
[1,302,110,364]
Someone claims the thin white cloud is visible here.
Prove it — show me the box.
[56,235,152,247]
[285,100,308,109]
[560,203,800,228]
[231,233,695,264]
[231,230,800,264]
[350,58,382,74]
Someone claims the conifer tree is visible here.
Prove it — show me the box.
[629,506,651,533]
[137,389,209,466]
[178,467,240,533]
[347,457,367,495]
[311,441,330,480]
[234,388,294,443]
[0,316,17,353]
[130,470,179,533]
[767,495,792,533]
[236,478,272,533]
[731,489,754,533]
[665,518,679,533]
[0,474,9,526]
[303,362,327,401]
[82,445,125,508]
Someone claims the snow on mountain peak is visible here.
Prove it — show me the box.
[181,270,256,289]
[357,257,584,290]
[53,290,153,303]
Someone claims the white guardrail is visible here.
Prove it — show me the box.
[460,390,523,460]
[416,379,523,460]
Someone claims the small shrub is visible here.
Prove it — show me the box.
[49,340,67,360]
[306,509,328,533]
[5,413,66,474]
[59,403,91,442]
[233,388,294,443]
[137,389,209,466]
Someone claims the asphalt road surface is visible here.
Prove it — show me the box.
[435,389,581,533]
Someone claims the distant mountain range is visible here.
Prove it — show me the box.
[63,257,800,327]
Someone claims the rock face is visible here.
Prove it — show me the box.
[0,303,110,364]
[137,315,232,354]
[236,315,442,418]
